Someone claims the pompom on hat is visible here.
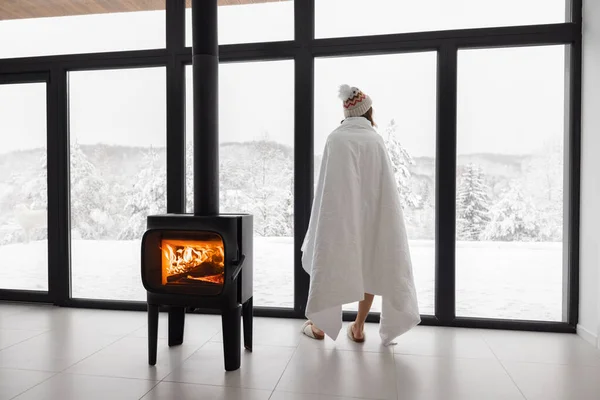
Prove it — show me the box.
[338,84,373,118]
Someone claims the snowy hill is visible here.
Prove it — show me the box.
[0,142,562,243]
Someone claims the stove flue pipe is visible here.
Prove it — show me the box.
[192,0,219,216]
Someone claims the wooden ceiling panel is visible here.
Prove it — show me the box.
[0,0,288,20]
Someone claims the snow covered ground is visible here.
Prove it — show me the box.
[0,238,562,321]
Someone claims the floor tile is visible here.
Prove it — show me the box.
[270,392,380,400]
[276,348,397,400]
[211,317,303,348]
[66,336,201,380]
[394,354,525,400]
[0,306,63,331]
[0,329,45,351]
[0,303,38,318]
[0,369,54,400]
[0,330,121,372]
[483,330,600,366]
[142,381,271,400]
[503,361,600,400]
[165,342,295,390]
[393,326,496,359]
[12,373,156,400]
[298,322,394,354]
[0,306,144,338]
[0,303,594,400]
[47,309,146,337]
[129,312,221,343]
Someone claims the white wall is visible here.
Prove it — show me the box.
[578,0,600,347]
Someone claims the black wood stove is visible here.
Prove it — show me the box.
[140,0,253,372]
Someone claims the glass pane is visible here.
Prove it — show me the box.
[0,82,48,291]
[315,53,437,315]
[70,68,166,301]
[185,0,294,46]
[185,61,295,308]
[0,1,165,59]
[456,45,566,321]
[316,0,566,39]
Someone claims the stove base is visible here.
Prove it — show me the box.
[147,296,253,371]
[168,307,185,347]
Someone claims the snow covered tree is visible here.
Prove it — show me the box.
[283,173,294,237]
[456,163,490,240]
[525,139,563,204]
[185,141,194,212]
[482,182,541,242]
[199,134,294,237]
[70,141,111,239]
[219,147,254,214]
[244,135,292,237]
[416,179,432,210]
[9,149,49,243]
[538,183,563,241]
[21,150,47,210]
[523,139,564,242]
[383,119,419,210]
[119,147,166,240]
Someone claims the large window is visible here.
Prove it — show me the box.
[69,67,166,301]
[0,1,165,59]
[0,0,580,331]
[316,0,567,38]
[0,82,48,291]
[315,53,437,315]
[185,61,295,308]
[185,0,294,46]
[455,45,566,321]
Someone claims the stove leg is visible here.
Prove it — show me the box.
[148,304,159,366]
[222,304,242,371]
[168,307,185,347]
[242,297,253,351]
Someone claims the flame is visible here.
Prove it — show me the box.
[161,238,224,285]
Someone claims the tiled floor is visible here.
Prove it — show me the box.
[0,303,599,400]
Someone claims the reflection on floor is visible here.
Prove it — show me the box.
[0,303,597,399]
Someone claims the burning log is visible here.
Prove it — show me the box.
[161,239,225,285]
[166,261,223,283]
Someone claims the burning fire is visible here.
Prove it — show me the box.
[161,238,225,285]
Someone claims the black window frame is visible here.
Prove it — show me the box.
[0,0,581,333]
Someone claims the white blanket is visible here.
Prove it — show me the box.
[301,117,420,345]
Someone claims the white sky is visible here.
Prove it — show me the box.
[0,0,567,156]
[68,68,167,148]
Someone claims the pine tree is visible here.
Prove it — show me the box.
[205,135,294,237]
[244,134,292,237]
[524,140,563,242]
[482,182,541,242]
[119,147,166,240]
[12,149,49,242]
[456,163,490,240]
[22,150,47,210]
[283,174,294,237]
[70,141,110,239]
[185,141,194,213]
[383,119,419,210]
[219,152,252,214]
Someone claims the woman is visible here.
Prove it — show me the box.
[301,85,420,344]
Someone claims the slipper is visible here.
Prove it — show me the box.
[347,322,365,343]
[301,320,325,340]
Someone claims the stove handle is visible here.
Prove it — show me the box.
[230,254,246,281]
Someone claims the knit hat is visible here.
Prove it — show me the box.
[338,84,373,118]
